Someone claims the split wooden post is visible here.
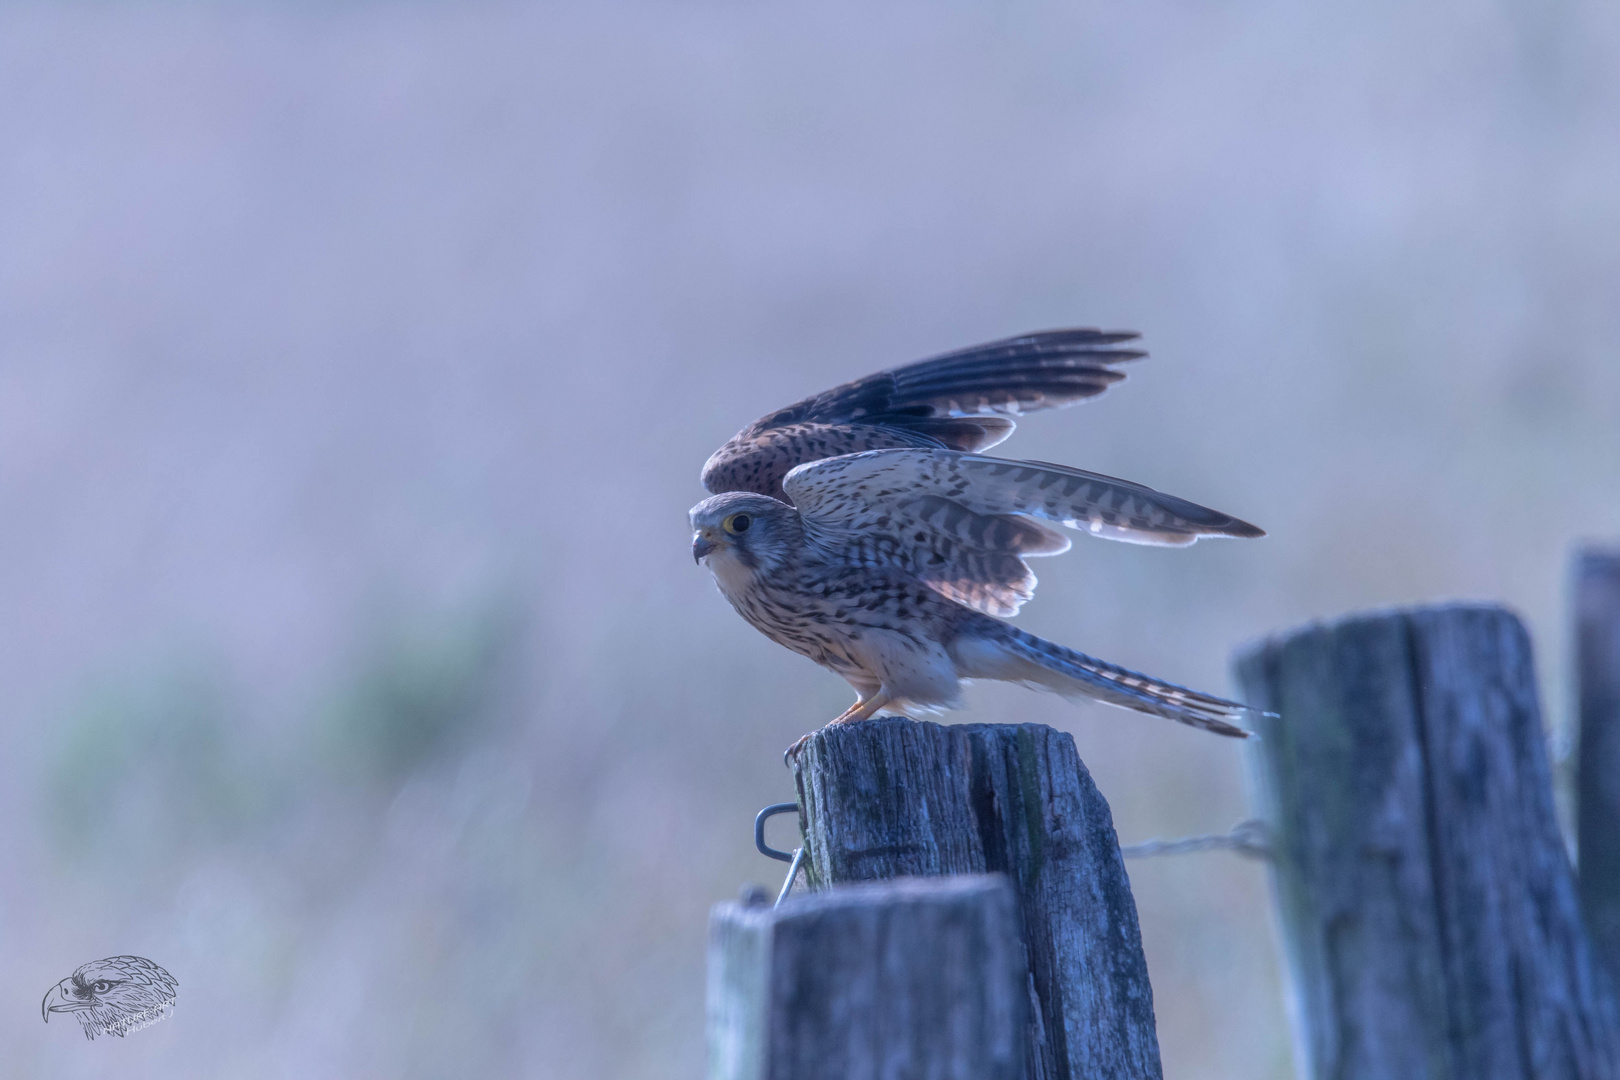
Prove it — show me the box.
[707,874,1027,1080]
[789,717,1162,1080]
[1579,548,1620,979]
[1235,603,1620,1080]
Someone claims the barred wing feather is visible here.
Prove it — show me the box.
[785,447,1264,549]
[798,327,1143,426]
[786,448,1262,617]
[702,329,1143,499]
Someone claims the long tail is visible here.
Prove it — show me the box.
[951,621,1255,738]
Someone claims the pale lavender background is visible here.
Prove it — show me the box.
[3,2,1618,1077]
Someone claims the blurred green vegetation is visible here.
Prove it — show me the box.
[45,602,524,865]
[318,603,522,784]
[47,663,258,860]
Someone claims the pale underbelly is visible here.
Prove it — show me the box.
[736,598,961,705]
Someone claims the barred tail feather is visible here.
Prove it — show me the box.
[952,623,1255,738]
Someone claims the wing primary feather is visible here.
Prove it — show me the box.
[803,328,1145,423]
[785,448,1265,547]
[702,328,1151,498]
[922,328,1144,359]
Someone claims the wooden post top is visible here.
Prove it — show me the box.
[786,715,1163,1080]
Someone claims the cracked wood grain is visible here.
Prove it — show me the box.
[1237,604,1620,1080]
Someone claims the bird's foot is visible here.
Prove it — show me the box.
[783,693,896,767]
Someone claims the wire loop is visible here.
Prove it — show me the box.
[754,802,807,905]
[754,802,799,862]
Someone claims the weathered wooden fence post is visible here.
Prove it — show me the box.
[1579,549,1620,979]
[1235,603,1620,1080]
[789,716,1162,1080]
[707,875,1027,1080]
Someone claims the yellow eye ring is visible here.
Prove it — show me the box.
[723,513,753,535]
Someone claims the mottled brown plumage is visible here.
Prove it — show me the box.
[691,329,1266,753]
[702,328,1145,502]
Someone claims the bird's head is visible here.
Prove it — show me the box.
[689,492,800,577]
[43,956,177,1037]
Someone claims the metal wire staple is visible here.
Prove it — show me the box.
[1119,818,1272,860]
[754,802,807,905]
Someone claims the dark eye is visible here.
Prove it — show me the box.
[725,514,752,534]
[92,981,111,993]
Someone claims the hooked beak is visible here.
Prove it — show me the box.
[692,533,717,563]
[43,979,85,1022]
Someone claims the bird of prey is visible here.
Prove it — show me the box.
[691,328,1265,755]
[43,955,178,1039]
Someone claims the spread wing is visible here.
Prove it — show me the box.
[785,448,1264,616]
[702,329,1143,500]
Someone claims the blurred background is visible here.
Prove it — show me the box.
[3,1,1618,1076]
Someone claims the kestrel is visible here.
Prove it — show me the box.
[690,329,1265,755]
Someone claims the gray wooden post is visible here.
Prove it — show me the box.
[789,717,1162,1080]
[1235,603,1620,1080]
[707,874,1027,1080]
[1579,549,1620,979]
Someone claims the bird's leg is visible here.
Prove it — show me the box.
[784,692,895,765]
[827,691,894,727]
